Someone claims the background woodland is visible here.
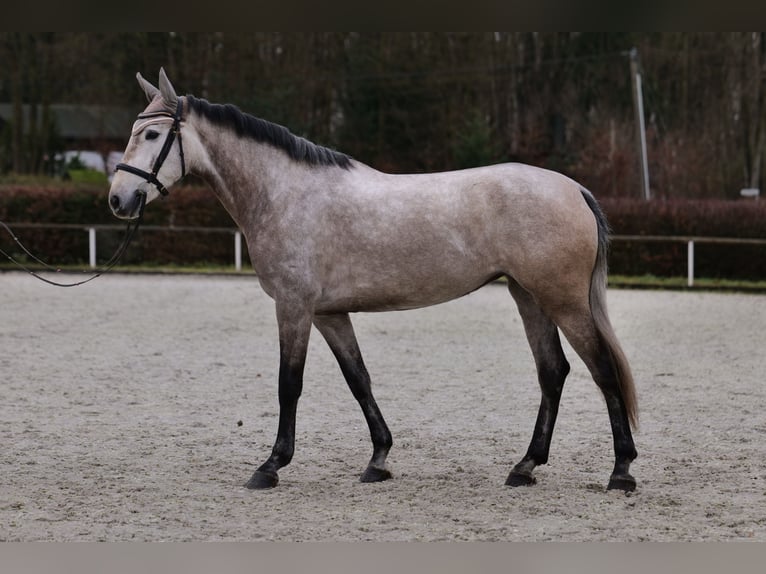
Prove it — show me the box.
[2,32,766,199]
[2,33,765,279]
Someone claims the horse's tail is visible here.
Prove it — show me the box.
[580,188,638,430]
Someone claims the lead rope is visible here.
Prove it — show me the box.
[0,191,146,287]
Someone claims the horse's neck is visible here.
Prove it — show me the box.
[190,121,285,230]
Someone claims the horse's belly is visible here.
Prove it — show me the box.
[315,266,500,314]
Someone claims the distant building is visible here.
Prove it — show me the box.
[0,103,134,175]
[0,103,134,151]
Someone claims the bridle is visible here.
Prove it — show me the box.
[0,100,186,287]
[114,98,186,196]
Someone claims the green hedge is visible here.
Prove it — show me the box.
[0,184,243,267]
[600,198,766,280]
[2,185,766,278]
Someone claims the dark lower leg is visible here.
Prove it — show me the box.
[506,281,570,487]
[245,362,303,489]
[506,361,568,486]
[248,411,297,489]
[314,314,393,482]
[604,393,638,491]
[246,309,310,490]
[571,334,638,492]
[343,366,392,481]
[358,397,393,482]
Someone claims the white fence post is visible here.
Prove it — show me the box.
[687,240,694,287]
[88,228,97,269]
[234,231,242,271]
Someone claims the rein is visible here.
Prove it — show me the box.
[0,192,146,287]
[114,98,185,196]
[1,99,186,288]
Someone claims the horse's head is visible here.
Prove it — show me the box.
[108,68,186,219]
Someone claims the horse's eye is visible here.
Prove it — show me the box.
[145,130,160,141]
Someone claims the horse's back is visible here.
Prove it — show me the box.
[309,162,598,314]
[359,162,598,274]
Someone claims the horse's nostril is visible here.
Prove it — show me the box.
[110,195,120,210]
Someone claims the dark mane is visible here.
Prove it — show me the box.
[185,95,353,169]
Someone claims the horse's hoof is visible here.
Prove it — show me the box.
[245,470,279,489]
[607,474,636,492]
[360,466,392,483]
[505,471,537,487]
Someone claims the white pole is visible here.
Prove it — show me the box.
[636,72,651,200]
[630,48,651,200]
[687,240,694,287]
[234,231,242,271]
[88,228,97,269]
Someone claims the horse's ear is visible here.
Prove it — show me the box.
[136,72,159,102]
[158,67,178,109]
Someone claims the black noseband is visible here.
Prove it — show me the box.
[115,99,185,196]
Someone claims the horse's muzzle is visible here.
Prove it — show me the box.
[109,190,145,220]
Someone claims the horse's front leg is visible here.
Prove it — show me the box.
[245,302,312,489]
[313,313,393,482]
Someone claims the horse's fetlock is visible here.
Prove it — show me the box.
[561,358,571,379]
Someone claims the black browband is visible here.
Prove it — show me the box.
[115,98,185,196]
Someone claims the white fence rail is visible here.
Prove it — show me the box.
[611,235,766,287]
[4,225,766,284]
[3,222,245,271]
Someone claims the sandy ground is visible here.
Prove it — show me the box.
[1,271,765,541]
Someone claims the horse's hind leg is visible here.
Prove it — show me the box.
[313,313,393,482]
[505,280,571,487]
[553,306,638,492]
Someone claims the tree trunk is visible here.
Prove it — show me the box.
[10,34,24,173]
[750,33,766,189]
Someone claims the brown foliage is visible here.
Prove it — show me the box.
[600,198,766,278]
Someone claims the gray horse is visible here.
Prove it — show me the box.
[109,69,638,492]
